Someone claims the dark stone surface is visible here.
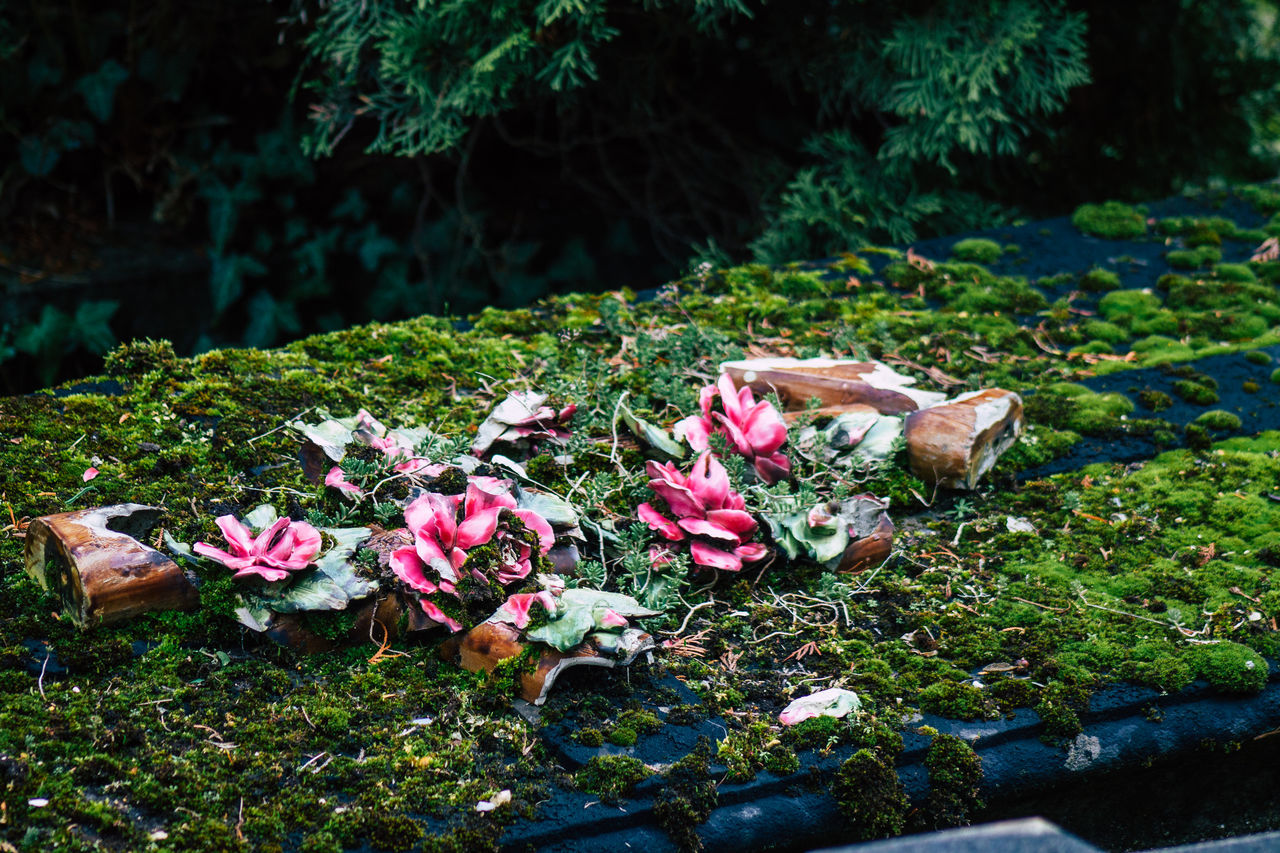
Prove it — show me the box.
[813,818,1098,853]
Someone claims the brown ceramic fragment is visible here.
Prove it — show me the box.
[448,621,655,705]
[721,358,947,414]
[837,511,895,574]
[904,389,1024,490]
[244,591,438,654]
[24,504,200,627]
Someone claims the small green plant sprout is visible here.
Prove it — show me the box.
[1072,201,1147,239]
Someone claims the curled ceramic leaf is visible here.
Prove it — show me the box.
[514,486,584,539]
[262,525,378,614]
[472,391,575,458]
[526,589,662,652]
[764,495,892,572]
[794,411,903,467]
[619,400,686,461]
[779,687,861,725]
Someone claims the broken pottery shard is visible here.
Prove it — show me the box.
[904,389,1024,490]
[838,511,895,574]
[449,621,654,706]
[779,687,861,726]
[721,358,947,414]
[247,592,429,655]
[24,504,200,627]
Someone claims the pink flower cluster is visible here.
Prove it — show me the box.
[194,515,322,582]
[674,374,790,484]
[325,410,444,497]
[638,451,768,572]
[390,476,554,631]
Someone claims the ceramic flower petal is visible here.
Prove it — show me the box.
[390,547,439,594]
[689,540,743,571]
[638,503,685,541]
[325,466,364,496]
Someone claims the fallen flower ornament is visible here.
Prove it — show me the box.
[193,511,322,582]
[674,373,790,484]
[779,687,862,725]
[638,451,768,572]
[472,391,576,458]
[390,476,555,631]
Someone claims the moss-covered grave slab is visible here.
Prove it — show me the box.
[5,183,1280,852]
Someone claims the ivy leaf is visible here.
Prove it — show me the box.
[75,60,130,122]
[72,300,119,355]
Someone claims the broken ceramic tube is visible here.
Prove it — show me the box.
[447,621,654,705]
[721,358,946,414]
[904,389,1024,490]
[24,504,200,627]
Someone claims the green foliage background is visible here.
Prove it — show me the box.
[2,0,1279,390]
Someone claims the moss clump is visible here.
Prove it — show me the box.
[1184,423,1213,451]
[1195,410,1242,431]
[1034,681,1085,739]
[921,734,984,830]
[576,755,652,800]
[1166,246,1221,269]
[1073,201,1147,239]
[1216,263,1258,283]
[573,728,605,747]
[1190,642,1269,694]
[653,739,718,852]
[1099,289,1162,324]
[1082,320,1128,344]
[782,714,843,751]
[1173,379,1220,406]
[1138,390,1173,412]
[918,680,993,721]
[1246,350,1273,365]
[1081,267,1121,292]
[950,238,1003,264]
[103,338,181,377]
[831,749,909,840]
[1271,367,1280,384]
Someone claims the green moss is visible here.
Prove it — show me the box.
[1072,201,1147,239]
[918,680,993,721]
[921,734,984,830]
[1173,380,1220,406]
[1195,410,1243,431]
[1246,350,1273,365]
[576,755,652,800]
[1082,320,1128,344]
[1138,390,1173,412]
[1272,367,1280,384]
[573,728,605,747]
[950,238,1003,263]
[831,749,909,840]
[103,338,181,377]
[1099,289,1162,324]
[1190,642,1269,694]
[1166,246,1222,269]
[782,715,844,751]
[1081,267,1121,292]
[1216,263,1258,283]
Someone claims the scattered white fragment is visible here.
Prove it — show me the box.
[475,790,512,813]
[148,830,169,841]
[1006,516,1036,534]
[28,798,49,808]
[778,687,861,726]
[410,717,434,726]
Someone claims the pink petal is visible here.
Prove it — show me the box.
[706,509,757,537]
[456,507,501,549]
[599,609,629,629]
[673,415,712,451]
[690,540,743,572]
[214,515,255,556]
[495,557,533,586]
[712,411,753,454]
[193,542,254,569]
[512,508,555,553]
[677,517,738,542]
[391,547,438,593]
[742,403,788,455]
[231,565,291,583]
[734,542,769,563]
[465,477,517,515]
[288,522,323,564]
[647,461,705,518]
[638,502,685,541]
[689,452,731,510]
[419,598,463,633]
[493,591,558,629]
[754,453,791,486]
[557,404,577,421]
[405,493,459,545]
[82,466,99,482]
[716,374,744,422]
[325,466,364,496]
[249,516,292,559]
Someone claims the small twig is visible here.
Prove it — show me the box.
[37,652,49,699]
[1010,596,1069,613]
[663,599,715,637]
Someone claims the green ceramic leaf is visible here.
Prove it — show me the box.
[266,526,376,614]
[619,400,686,460]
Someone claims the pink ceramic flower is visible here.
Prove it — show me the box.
[491,591,559,629]
[194,515,322,582]
[637,452,768,572]
[674,374,790,484]
[325,466,363,496]
[390,476,555,631]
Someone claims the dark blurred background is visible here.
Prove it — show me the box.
[3,0,1279,393]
